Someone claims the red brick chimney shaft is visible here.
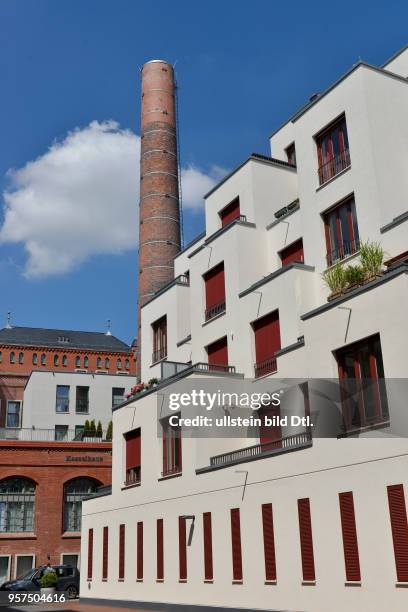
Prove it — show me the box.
[137,60,181,379]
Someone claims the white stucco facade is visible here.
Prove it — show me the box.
[81,45,408,611]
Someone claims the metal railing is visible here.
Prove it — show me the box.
[205,299,226,322]
[195,362,236,374]
[254,356,278,378]
[0,427,109,442]
[124,469,141,486]
[210,430,312,467]
[318,149,350,185]
[152,346,167,364]
[161,465,182,478]
[326,238,360,267]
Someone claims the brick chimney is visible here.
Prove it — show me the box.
[137,60,181,379]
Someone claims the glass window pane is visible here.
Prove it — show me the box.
[6,402,21,428]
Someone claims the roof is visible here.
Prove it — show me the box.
[0,326,132,353]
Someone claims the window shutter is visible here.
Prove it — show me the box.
[220,198,240,227]
[339,492,361,582]
[125,429,141,470]
[261,503,277,581]
[137,522,143,581]
[157,519,164,580]
[297,498,315,581]
[179,516,187,581]
[230,508,243,582]
[87,528,93,580]
[280,238,304,266]
[203,512,213,581]
[119,524,125,580]
[253,311,281,363]
[102,526,108,580]
[207,336,228,367]
[387,484,408,582]
[258,407,281,446]
[204,263,225,309]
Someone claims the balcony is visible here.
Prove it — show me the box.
[152,346,167,364]
[209,431,312,469]
[326,238,360,267]
[318,149,350,186]
[0,428,109,443]
[205,299,226,322]
[254,356,277,378]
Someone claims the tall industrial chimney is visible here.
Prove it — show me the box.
[137,60,181,379]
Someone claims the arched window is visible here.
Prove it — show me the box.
[62,355,67,366]
[63,478,99,532]
[105,357,109,369]
[41,354,46,365]
[32,353,37,365]
[97,356,102,369]
[10,352,15,364]
[18,352,24,364]
[125,359,129,370]
[117,358,122,370]
[75,356,80,368]
[84,356,89,368]
[54,354,59,366]
[0,477,36,533]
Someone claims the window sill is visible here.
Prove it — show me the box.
[324,250,360,271]
[61,531,81,538]
[156,579,164,583]
[136,579,143,583]
[396,582,408,588]
[316,164,351,191]
[204,579,214,584]
[118,579,124,582]
[232,580,243,585]
[179,579,187,583]
[0,532,36,539]
[121,482,141,490]
[202,311,226,327]
[102,579,107,582]
[158,472,182,482]
[345,581,361,587]
[265,580,277,585]
[302,580,316,586]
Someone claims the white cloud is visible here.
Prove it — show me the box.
[0,120,226,279]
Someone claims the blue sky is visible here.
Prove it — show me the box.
[0,0,406,344]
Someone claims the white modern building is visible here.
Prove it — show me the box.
[81,45,408,612]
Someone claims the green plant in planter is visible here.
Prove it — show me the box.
[106,420,113,441]
[96,420,103,438]
[89,419,96,437]
[360,240,384,278]
[322,262,347,294]
[84,419,90,437]
[148,377,158,387]
[40,571,57,588]
[344,264,365,287]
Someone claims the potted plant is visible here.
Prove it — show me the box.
[96,420,103,438]
[89,419,96,437]
[148,377,158,388]
[105,420,113,441]
[360,240,384,280]
[322,262,347,300]
[40,570,57,597]
[344,264,366,292]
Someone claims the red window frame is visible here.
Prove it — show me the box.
[252,310,281,378]
[203,512,213,582]
[339,492,361,582]
[179,516,187,581]
[162,416,182,477]
[261,503,277,582]
[316,115,350,185]
[285,142,296,166]
[207,336,228,370]
[297,498,316,582]
[87,528,93,581]
[336,334,389,432]
[118,524,125,580]
[102,526,108,581]
[152,316,167,363]
[387,484,408,582]
[323,197,360,267]
[137,521,143,581]
[157,518,164,581]
[279,238,304,266]
[125,428,141,485]
[230,508,243,582]
[204,262,226,321]
[219,197,240,227]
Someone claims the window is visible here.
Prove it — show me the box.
[119,524,125,580]
[339,491,361,582]
[317,115,350,185]
[297,498,315,582]
[87,528,93,580]
[230,508,243,582]
[152,316,167,363]
[61,554,79,569]
[262,503,277,582]
[0,556,10,584]
[336,334,388,432]
[204,262,226,321]
[62,355,67,367]
[252,310,281,378]
[179,516,187,581]
[285,142,296,166]
[0,478,35,532]
[76,386,89,413]
[74,425,84,440]
[258,405,282,450]
[63,478,99,532]
[280,238,304,266]
[219,197,240,227]
[116,358,122,370]
[387,484,408,582]
[54,354,59,366]
[75,356,81,368]
[9,352,15,364]
[157,518,164,581]
[55,425,68,441]
[32,353,37,365]
[324,197,360,266]
[112,388,125,407]
[125,428,141,485]
[6,401,21,428]
[83,356,89,368]
[162,417,182,477]
[102,526,109,580]
[15,555,35,579]
[105,357,110,369]
[137,522,143,581]
[203,512,213,582]
[206,336,228,371]
[55,386,70,413]
[97,356,102,368]
[125,359,129,370]
[41,354,46,365]
[18,352,24,365]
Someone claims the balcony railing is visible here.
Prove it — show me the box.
[0,428,109,442]
[254,356,278,378]
[125,469,141,486]
[205,299,226,322]
[195,362,236,374]
[318,149,351,185]
[210,430,312,467]
[326,238,360,267]
[152,346,167,364]
[161,465,182,478]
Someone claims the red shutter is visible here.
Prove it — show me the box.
[207,336,228,367]
[119,524,125,580]
[387,484,408,582]
[253,311,281,363]
[280,238,304,265]
[230,508,243,581]
[339,492,361,582]
[102,526,108,580]
[157,518,164,580]
[126,429,141,469]
[261,503,277,581]
[137,521,143,580]
[179,516,187,581]
[220,198,240,227]
[87,528,93,580]
[203,512,213,581]
[297,498,315,581]
[259,406,281,446]
[204,263,225,309]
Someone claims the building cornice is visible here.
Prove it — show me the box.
[239,263,315,298]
